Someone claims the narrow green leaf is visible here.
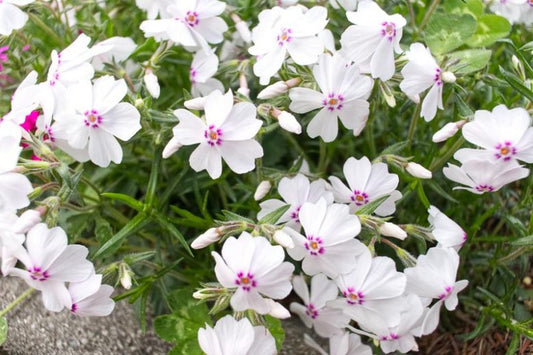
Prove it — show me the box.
[499,66,533,102]
[93,213,150,258]
[425,180,459,204]
[145,148,162,207]
[355,195,390,215]
[425,13,477,54]
[101,192,144,211]
[153,214,193,257]
[465,15,511,48]
[0,317,7,346]
[380,141,408,155]
[221,210,255,224]
[510,235,533,246]
[505,332,520,355]
[416,182,431,209]
[258,205,291,225]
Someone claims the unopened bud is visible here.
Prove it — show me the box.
[254,180,271,200]
[267,299,291,319]
[257,78,301,100]
[405,162,432,179]
[512,55,521,71]
[162,136,182,158]
[14,208,43,233]
[271,108,302,134]
[143,70,160,98]
[432,120,465,143]
[134,98,145,109]
[273,229,294,249]
[441,71,456,83]
[379,222,407,240]
[184,96,207,110]
[119,264,133,290]
[231,14,252,43]
[237,73,250,98]
[191,227,222,249]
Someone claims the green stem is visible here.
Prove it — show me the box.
[429,136,465,170]
[407,103,421,149]
[0,288,35,317]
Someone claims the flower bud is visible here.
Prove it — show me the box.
[405,162,432,179]
[254,180,271,200]
[237,73,250,98]
[273,229,294,249]
[257,81,289,99]
[184,96,208,110]
[267,299,291,319]
[271,108,302,134]
[134,98,145,109]
[143,70,160,98]
[441,71,456,83]
[379,222,407,240]
[231,14,252,43]
[162,136,182,159]
[120,270,132,290]
[191,227,222,249]
[432,120,465,143]
[14,208,43,233]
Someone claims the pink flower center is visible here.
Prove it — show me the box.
[475,184,494,193]
[304,235,324,256]
[343,287,365,305]
[380,333,400,341]
[290,205,301,222]
[190,67,197,84]
[28,266,50,281]
[350,190,369,206]
[322,93,344,111]
[381,21,397,41]
[494,141,516,161]
[434,68,443,86]
[277,28,292,46]
[204,125,223,146]
[71,303,78,313]
[235,271,257,291]
[305,303,319,319]
[528,0,533,7]
[438,285,454,300]
[184,11,200,27]
[84,109,102,128]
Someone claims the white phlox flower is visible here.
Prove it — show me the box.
[136,0,172,19]
[290,274,351,337]
[400,43,448,121]
[68,273,115,316]
[140,0,228,52]
[328,156,402,216]
[8,223,94,312]
[168,90,263,179]
[455,105,533,164]
[357,294,424,354]
[443,159,529,194]
[404,247,468,323]
[289,53,373,142]
[340,1,406,81]
[0,0,34,36]
[248,5,328,85]
[198,315,276,355]
[211,232,294,314]
[285,198,366,278]
[428,205,466,250]
[190,49,224,97]
[329,332,373,355]
[91,36,137,70]
[328,247,407,327]
[257,173,334,230]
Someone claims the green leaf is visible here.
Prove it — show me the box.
[0,317,7,346]
[154,289,210,355]
[499,66,533,102]
[416,182,430,209]
[221,210,255,224]
[443,0,483,18]
[101,192,144,211]
[510,235,533,246]
[448,49,492,74]
[153,213,193,257]
[93,213,150,258]
[264,315,285,352]
[379,141,408,155]
[505,332,520,355]
[129,37,158,61]
[466,15,511,48]
[258,205,290,225]
[355,195,390,215]
[425,13,477,54]
[425,180,459,203]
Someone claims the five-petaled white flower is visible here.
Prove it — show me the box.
[285,198,365,278]
[212,232,294,314]
[9,223,94,312]
[257,173,333,230]
[289,53,373,142]
[328,156,402,216]
[165,90,263,179]
[290,274,350,338]
[198,315,276,355]
[329,247,407,327]
[455,105,533,164]
[140,0,228,52]
[340,1,406,81]
[52,75,141,167]
[400,43,451,121]
[249,5,328,85]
